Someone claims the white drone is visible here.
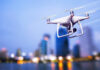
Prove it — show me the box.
[46,10,89,38]
[46,0,100,38]
[45,1,99,38]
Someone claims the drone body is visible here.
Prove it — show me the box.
[47,11,89,38]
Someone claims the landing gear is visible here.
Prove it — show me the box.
[69,21,84,38]
[57,21,73,38]
[57,21,84,38]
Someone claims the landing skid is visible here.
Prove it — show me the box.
[69,21,84,38]
[57,21,84,38]
[57,21,73,38]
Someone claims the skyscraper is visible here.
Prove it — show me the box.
[0,48,8,62]
[73,43,80,58]
[79,26,94,57]
[40,34,50,56]
[16,48,22,57]
[56,28,69,57]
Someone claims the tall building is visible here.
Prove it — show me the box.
[34,49,41,57]
[16,48,21,57]
[0,48,8,59]
[79,26,94,57]
[0,48,8,62]
[40,34,50,56]
[73,43,80,58]
[56,28,69,57]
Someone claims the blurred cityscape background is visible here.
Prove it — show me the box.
[0,0,100,70]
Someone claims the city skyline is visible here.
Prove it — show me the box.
[0,0,100,53]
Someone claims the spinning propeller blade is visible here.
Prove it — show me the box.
[65,0,100,12]
[42,15,56,20]
[78,8,100,15]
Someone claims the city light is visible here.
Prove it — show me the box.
[17,56,24,64]
[92,51,98,56]
[88,56,93,60]
[66,55,72,61]
[10,53,15,58]
[22,52,26,56]
[58,56,63,61]
[95,57,100,60]
[44,55,48,60]
[17,56,24,60]
[32,57,39,63]
[40,56,44,61]
[49,55,56,61]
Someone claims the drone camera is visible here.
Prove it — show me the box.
[47,18,50,24]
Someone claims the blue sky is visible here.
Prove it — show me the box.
[0,0,100,53]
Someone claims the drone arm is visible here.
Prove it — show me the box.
[70,21,73,33]
[57,23,60,38]
[78,21,84,35]
[68,21,83,38]
[57,23,65,38]
[79,16,89,22]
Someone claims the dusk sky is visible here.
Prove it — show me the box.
[0,0,100,54]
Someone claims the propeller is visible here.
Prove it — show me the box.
[85,10,96,14]
[42,15,56,20]
[65,6,84,12]
[77,8,100,15]
[65,0,100,12]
